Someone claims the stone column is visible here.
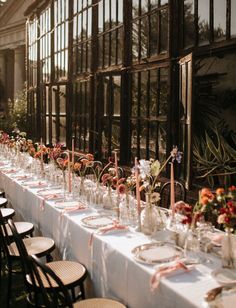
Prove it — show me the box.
[14,45,26,98]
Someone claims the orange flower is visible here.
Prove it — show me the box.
[216,188,225,196]
[85,153,94,161]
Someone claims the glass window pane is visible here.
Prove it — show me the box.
[132,21,139,61]
[231,0,236,37]
[150,13,158,56]
[118,1,123,23]
[159,67,168,116]
[132,73,138,117]
[59,117,66,144]
[149,122,157,159]
[140,17,148,58]
[184,0,195,48]
[104,0,110,30]
[113,76,121,116]
[98,1,104,32]
[214,0,226,41]
[150,70,158,116]
[141,0,149,15]
[198,0,210,45]
[133,0,139,18]
[140,71,148,116]
[150,0,159,9]
[160,9,168,52]
[111,121,120,151]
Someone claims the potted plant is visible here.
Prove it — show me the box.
[193,128,236,188]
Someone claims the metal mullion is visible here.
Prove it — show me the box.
[146,70,150,159]
[115,0,118,65]
[86,8,88,71]
[194,0,198,47]
[102,1,105,67]
[108,0,111,67]
[209,0,213,43]
[107,76,112,155]
[83,82,87,151]
[147,0,151,58]
[137,72,141,157]
[226,0,230,39]
[78,83,82,149]
[156,68,160,159]
[85,82,89,151]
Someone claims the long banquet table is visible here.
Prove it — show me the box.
[0,165,224,308]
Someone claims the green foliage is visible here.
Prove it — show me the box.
[193,128,236,187]
[0,89,28,134]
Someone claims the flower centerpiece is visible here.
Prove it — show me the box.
[136,146,182,234]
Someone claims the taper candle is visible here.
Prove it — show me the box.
[170,162,175,215]
[114,151,118,179]
[135,157,141,216]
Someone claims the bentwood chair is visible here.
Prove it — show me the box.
[22,254,126,308]
[0,197,8,208]
[0,212,55,308]
[7,219,87,307]
[159,180,186,209]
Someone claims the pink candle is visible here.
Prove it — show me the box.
[40,138,44,172]
[72,138,75,166]
[170,162,175,215]
[135,157,141,216]
[114,151,118,179]
[68,152,72,193]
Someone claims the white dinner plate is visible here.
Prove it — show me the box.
[81,215,114,229]
[54,201,86,209]
[212,268,236,285]
[132,242,183,265]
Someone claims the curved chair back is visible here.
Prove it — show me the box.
[159,180,186,209]
[28,255,73,308]
[7,219,73,307]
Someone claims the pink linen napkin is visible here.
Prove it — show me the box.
[150,261,193,291]
[58,204,87,216]
[89,222,128,247]
[23,181,48,188]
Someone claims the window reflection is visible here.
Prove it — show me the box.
[214,0,226,41]
[231,0,236,37]
[198,0,210,45]
[131,67,169,160]
[132,0,169,62]
[98,0,123,69]
[184,0,195,48]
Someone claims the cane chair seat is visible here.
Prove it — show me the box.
[73,298,126,308]
[5,221,34,237]
[0,197,8,208]
[0,208,15,219]
[27,260,86,289]
[8,237,55,258]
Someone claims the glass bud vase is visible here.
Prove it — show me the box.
[222,227,235,269]
[141,193,159,235]
[103,186,115,210]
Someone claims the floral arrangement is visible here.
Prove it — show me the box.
[34,144,50,164]
[73,153,94,177]
[116,176,136,195]
[216,186,236,230]
[136,146,182,203]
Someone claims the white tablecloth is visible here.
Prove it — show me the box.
[0,167,223,308]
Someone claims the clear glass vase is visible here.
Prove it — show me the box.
[222,228,235,269]
[141,193,160,235]
[184,227,201,263]
[103,186,115,210]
